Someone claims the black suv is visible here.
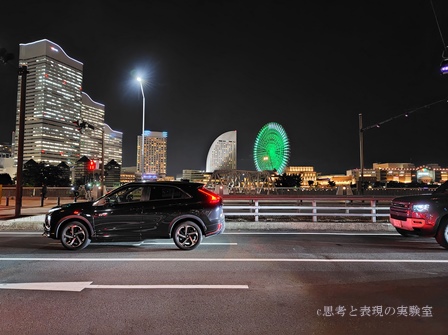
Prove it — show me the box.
[390,182,448,249]
[43,181,225,251]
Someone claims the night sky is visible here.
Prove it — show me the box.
[1,0,448,177]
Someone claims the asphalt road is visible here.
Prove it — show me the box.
[0,231,447,335]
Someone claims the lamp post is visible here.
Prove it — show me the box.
[358,113,364,195]
[137,77,145,180]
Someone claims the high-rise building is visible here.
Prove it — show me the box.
[206,130,237,172]
[80,92,104,163]
[14,39,122,173]
[15,39,83,166]
[137,131,167,178]
[79,93,122,167]
[104,124,123,166]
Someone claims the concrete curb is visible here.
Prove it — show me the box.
[225,221,395,231]
[0,215,396,232]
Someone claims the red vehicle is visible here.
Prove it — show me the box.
[390,182,448,249]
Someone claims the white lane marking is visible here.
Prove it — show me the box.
[0,282,92,292]
[0,258,447,263]
[89,284,248,289]
[137,242,237,246]
[0,232,43,235]
[0,282,248,292]
[223,232,399,236]
[0,232,398,236]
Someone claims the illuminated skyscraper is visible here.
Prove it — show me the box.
[137,131,167,178]
[14,39,122,171]
[104,124,123,167]
[80,92,104,162]
[206,130,237,172]
[80,92,123,167]
[15,39,83,166]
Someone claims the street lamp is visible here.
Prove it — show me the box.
[137,77,145,180]
[358,113,364,195]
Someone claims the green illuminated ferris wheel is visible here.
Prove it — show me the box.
[253,122,290,174]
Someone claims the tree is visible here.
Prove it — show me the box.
[22,160,71,186]
[22,159,40,186]
[308,180,314,187]
[275,173,302,187]
[0,173,13,185]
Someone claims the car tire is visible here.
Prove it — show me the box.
[435,220,448,249]
[395,227,417,237]
[173,221,202,250]
[60,221,91,251]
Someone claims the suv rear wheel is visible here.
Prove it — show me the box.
[173,221,202,250]
[435,221,448,249]
[60,221,91,251]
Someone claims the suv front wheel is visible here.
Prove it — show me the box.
[173,221,203,250]
[60,221,91,251]
[435,221,448,249]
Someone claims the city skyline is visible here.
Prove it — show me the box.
[2,1,448,176]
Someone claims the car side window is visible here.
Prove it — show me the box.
[114,186,145,203]
[149,186,189,200]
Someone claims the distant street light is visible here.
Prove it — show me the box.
[137,77,146,180]
[440,58,448,74]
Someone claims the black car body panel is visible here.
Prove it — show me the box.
[43,181,225,250]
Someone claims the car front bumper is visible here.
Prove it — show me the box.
[390,217,437,236]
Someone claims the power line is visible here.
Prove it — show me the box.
[430,0,448,55]
[361,97,448,132]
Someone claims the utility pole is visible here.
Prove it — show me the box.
[101,126,105,197]
[358,113,364,195]
[15,65,28,217]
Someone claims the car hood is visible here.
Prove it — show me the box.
[51,201,94,212]
[392,193,445,203]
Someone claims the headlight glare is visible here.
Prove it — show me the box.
[412,204,430,212]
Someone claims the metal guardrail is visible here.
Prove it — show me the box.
[1,187,400,223]
[222,198,391,222]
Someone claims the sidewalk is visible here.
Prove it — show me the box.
[0,197,76,220]
[0,196,85,231]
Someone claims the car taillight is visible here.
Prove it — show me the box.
[198,188,222,205]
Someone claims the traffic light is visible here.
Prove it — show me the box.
[87,160,96,171]
[72,120,94,133]
[72,120,83,133]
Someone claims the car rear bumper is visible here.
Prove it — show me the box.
[205,219,225,237]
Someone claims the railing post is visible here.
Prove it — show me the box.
[371,200,377,223]
[57,197,61,206]
[255,200,259,222]
[312,200,317,222]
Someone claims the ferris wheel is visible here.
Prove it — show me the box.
[253,122,290,174]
